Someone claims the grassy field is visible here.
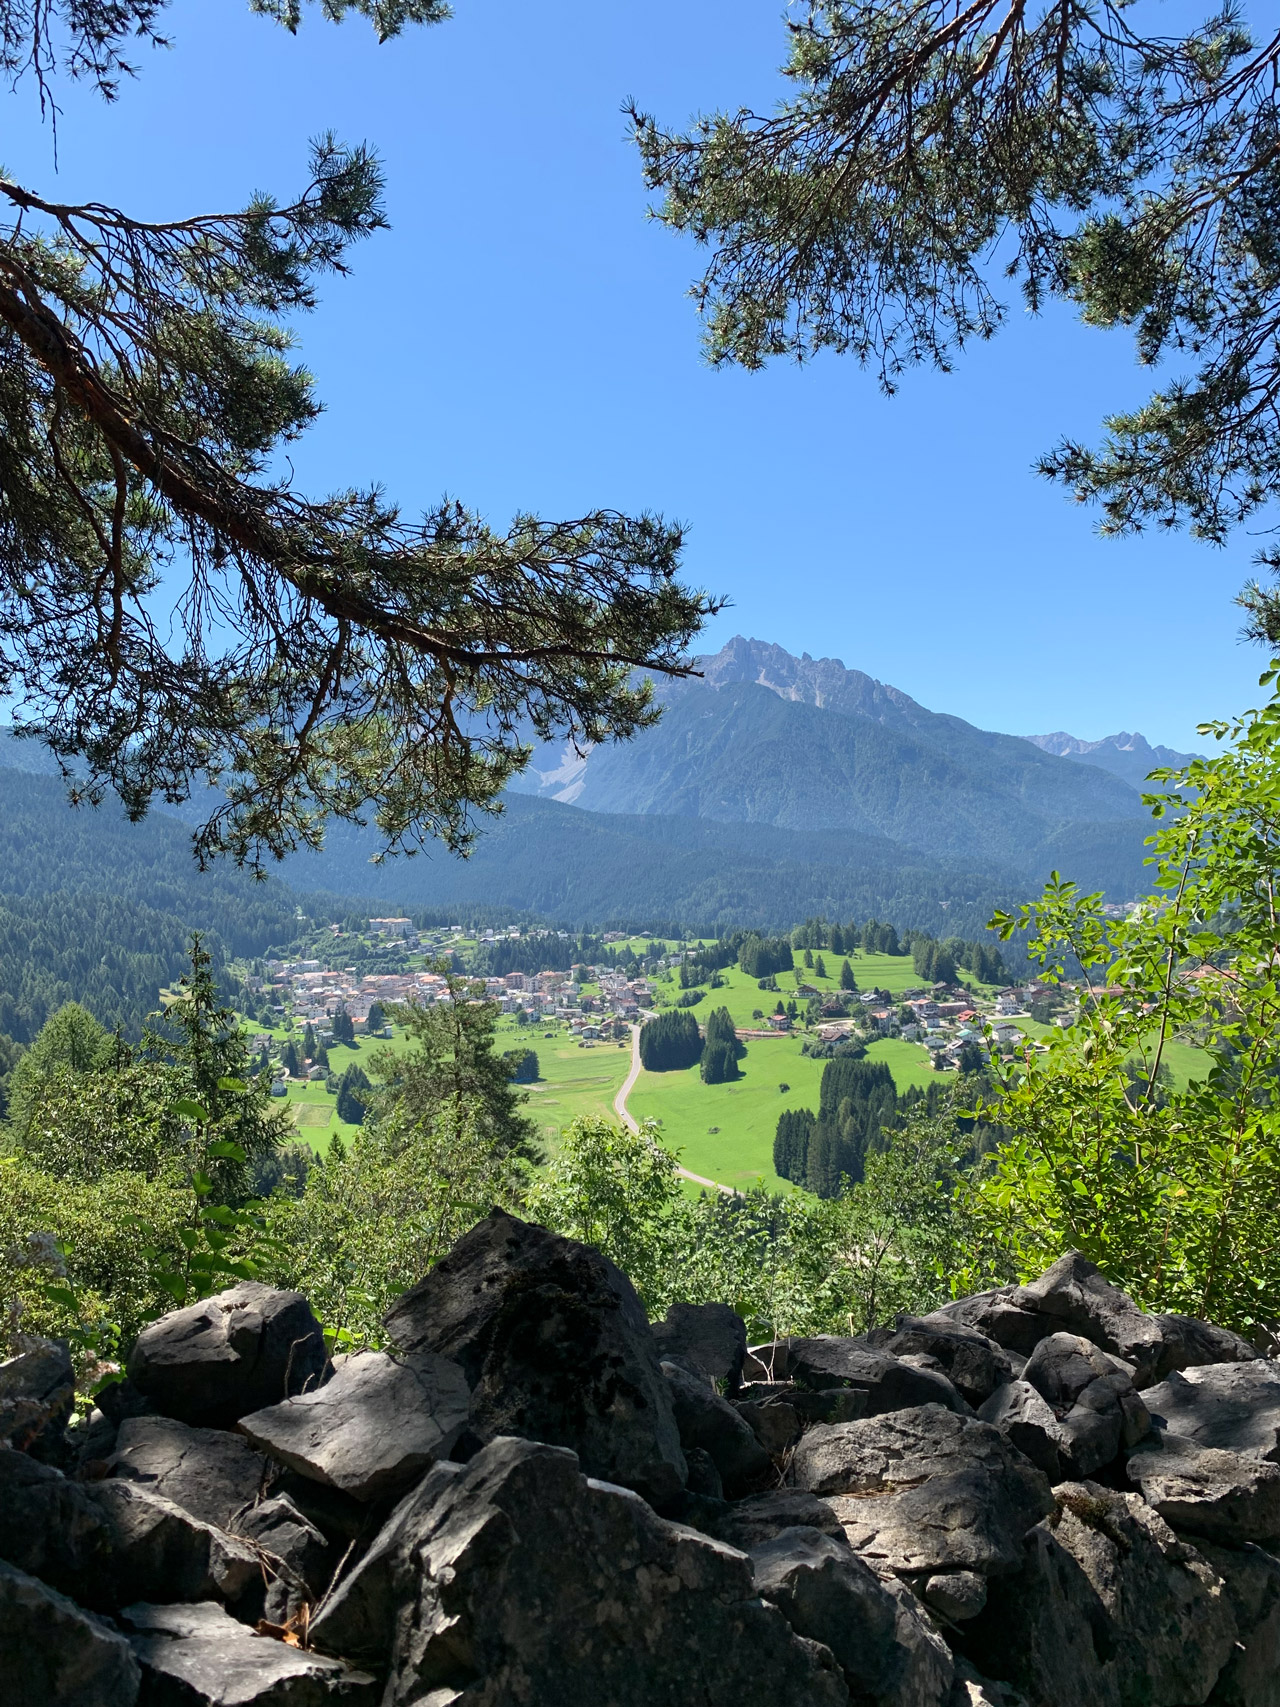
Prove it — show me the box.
[625,1027,938,1191]
[491,1018,632,1151]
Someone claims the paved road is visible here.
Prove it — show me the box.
[615,1024,733,1196]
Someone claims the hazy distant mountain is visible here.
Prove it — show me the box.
[511,637,1150,885]
[1026,730,1202,789]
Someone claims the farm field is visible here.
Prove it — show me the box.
[491,1018,632,1151]
[626,1029,936,1190]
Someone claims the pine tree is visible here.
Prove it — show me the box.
[303,1023,317,1061]
[840,959,856,991]
[814,955,827,981]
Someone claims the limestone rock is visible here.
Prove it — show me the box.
[238,1349,469,1502]
[1199,1541,1280,1707]
[121,1600,376,1704]
[651,1301,747,1390]
[751,1525,955,1707]
[313,1435,850,1705]
[923,1570,988,1622]
[757,1337,969,1415]
[791,1405,1055,1578]
[127,1282,326,1428]
[976,1381,1067,1483]
[0,1338,74,1452]
[0,1558,140,1707]
[925,1291,1050,1357]
[737,1396,805,1454]
[1127,1435,1280,1546]
[962,1481,1238,1707]
[1143,1362,1280,1461]
[87,1480,260,1610]
[1010,1252,1165,1387]
[865,1317,1019,1407]
[109,1414,275,1529]
[690,1487,848,1551]
[0,1447,112,1602]
[1020,1332,1149,1477]
[1150,1315,1260,1384]
[661,1359,771,1492]
[382,1209,686,1504]
[230,1495,330,1627]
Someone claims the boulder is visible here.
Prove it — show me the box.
[755,1338,969,1415]
[962,1482,1238,1707]
[750,1525,955,1707]
[661,1360,771,1491]
[1019,1332,1149,1477]
[230,1495,331,1627]
[683,1445,724,1498]
[238,1349,469,1503]
[312,1435,850,1706]
[120,1600,377,1704]
[790,1405,1056,1579]
[0,1447,112,1602]
[737,1397,805,1454]
[109,1414,275,1530]
[1199,1542,1280,1707]
[1143,1362,1280,1461]
[1150,1315,1260,1384]
[126,1282,326,1428]
[975,1382,1067,1482]
[924,1292,1049,1358]
[1127,1436,1280,1546]
[0,1337,74,1453]
[382,1210,686,1504]
[1010,1252,1166,1387]
[0,1558,140,1707]
[691,1487,848,1551]
[86,1481,260,1610]
[865,1317,1018,1407]
[922,1570,988,1622]
[651,1301,747,1390]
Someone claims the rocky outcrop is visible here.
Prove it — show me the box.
[4,1241,1280,1707]
[383,1208,687,1503]
[0,1338,74,1454]
[127,1281,326,1427]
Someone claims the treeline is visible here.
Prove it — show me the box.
[637,1006,746,1083]
[774,1059,901,1197]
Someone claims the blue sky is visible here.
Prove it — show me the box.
[8,0,1268,751]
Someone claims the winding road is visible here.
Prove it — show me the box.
[614,1024,734,1196]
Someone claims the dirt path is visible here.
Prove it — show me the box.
[615,1025,734,1196]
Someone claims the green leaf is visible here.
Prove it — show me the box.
[217,1077,249,1093]
[206,1140,247,1162]
[171,1099,209,1123]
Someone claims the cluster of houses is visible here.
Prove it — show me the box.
[808,979,1077,1070]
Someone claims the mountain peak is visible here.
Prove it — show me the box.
[693,636,926,724]
[1026,729,1201,788]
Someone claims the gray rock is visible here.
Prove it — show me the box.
[924,1570,988,1622]
[759,1337,969,1415]
[924,1291,1050,1357]
[1127,1435,1280,1546]
[108,1414,276,1530]
[948,1658,1030,1706]
[751,1526,955,1707]
[238,1349,469,1503]
[1020,1333,1149,1477]
[382,1209,687,1505]
[313,1435,850,1705]
[230,1495,330,1627]
[661,1359,771,1492]
[1151,1315,1261,1383]
[743,1342,795,1383]
[1010,1252,1165,1387]
[651,1301,747,1390]
[86,1481,260,1609]
[690,1487,848,1551]
[737,1397,805,1454]
[683,1445,724,1498]
[976,1381,1066,1482]
[963,1481,1237,1707]
[127,1282,326,1428]
[121,1600,377,1704]
[0,1558,140,1707]
[0,1338,74,1451]
[866,1317,1018,1407]
[791,1405,1056,1578]
[1143,1362,1280,1461]
[0,1447,112,1602]
[1199,1542,1280,1707]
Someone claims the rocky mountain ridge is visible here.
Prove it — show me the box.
[1027,729,1203,789]
[4,1224,1279,1705]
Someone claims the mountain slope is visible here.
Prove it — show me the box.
[1027,730,1202,789]
[512,637,1148,882]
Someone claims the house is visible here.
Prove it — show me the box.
[269,1080,288,1098]
[767,1013,792,1032]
